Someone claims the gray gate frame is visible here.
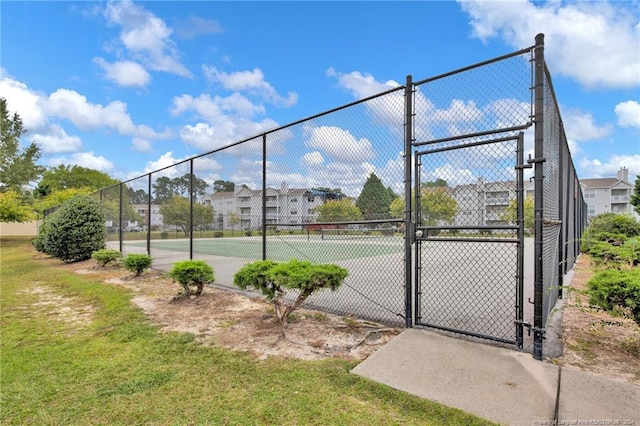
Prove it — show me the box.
[410,132,527,348]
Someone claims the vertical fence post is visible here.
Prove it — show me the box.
[516,132,525,349]
[119,183,123,254]
[557,122,565,299]
[189,160,194,260]
[404,75,413,329]
[147,173,151,256]
[262,133,267,261]
[533,33,545,360]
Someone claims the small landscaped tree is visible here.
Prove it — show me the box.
[234,259,348,332]
[92,249,122,267]
[167,260,215,297]
[123,254,153,277]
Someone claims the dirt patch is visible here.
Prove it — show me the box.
[19,285,95,335]
[558,255,640,385]
[70,260,399,361]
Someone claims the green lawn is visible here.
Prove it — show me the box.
[1,237,493,425]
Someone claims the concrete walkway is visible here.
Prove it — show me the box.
[352,329,639,426]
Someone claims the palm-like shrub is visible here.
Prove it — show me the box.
[234,259,348,329]
[123,254,153,277]
[167,260,215,296]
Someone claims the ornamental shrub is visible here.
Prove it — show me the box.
[38,196,107,263]
[587,268,640,325]
[92,249,122,267]
[122,254,153,277]
[234,259,347,328]
[582,214,640,251]
[167,260,215,296]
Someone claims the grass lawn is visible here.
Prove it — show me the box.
[0,237,493,425]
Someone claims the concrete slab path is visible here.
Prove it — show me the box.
[352,328,639,426]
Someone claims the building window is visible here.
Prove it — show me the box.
[290,210,298,215]
[588,205,596,215]
[291,198,298,202]
[584,190,596,199]
[307,196,315,202]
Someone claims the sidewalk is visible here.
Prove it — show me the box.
[351,328,639,426]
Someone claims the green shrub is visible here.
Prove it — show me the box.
[36,196,107,263]
[213,231,224,238]
[585,238,639,267]
[160,231,169,239]
[33,214,57,253]
[123,254,153,277]
[92,249,122,267]
[245,231,252,237]
[234,259,347,329]
[587,269,640,325]
[583,213,640,245]
[167,260,215,296]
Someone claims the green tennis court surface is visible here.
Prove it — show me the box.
[129,236,404,263]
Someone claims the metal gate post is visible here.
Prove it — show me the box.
[262,133,267,261]
[403,75,413,329]
[532,33,546,360]
[119,183,123,254]
[189,159,194,259]
[516,132,526,349]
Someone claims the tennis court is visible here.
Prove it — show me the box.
[126,233,404,263]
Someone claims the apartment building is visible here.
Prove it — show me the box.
[524,167,637,221]
[452,179,516,227]
[580,167,637,220]
[201,182,340,231]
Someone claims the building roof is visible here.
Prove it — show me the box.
[580,178,620,188]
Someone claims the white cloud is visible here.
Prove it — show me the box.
[94,57,151,87]
[132,137,153,152]
[563,109,612,141]
[301,151,324,166]
[47,151,115,172]
[172,93,265,120]
[203,66,297,107]
[305,126,374,164]
[173,15,223,39]
[422,164,477,187]
[0,74,48,130]
[47,88,169,139]
[33,124,83,153]
[579,154,640,179]
[459,0,640,89]
[431,100,483,123]
[103,0,191,77]
[1,72,171,166]
[143,152,185,175]
[171,92,283,153]
[615,100,640,128]
[326,67,400,98]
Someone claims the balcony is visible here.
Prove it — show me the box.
[611,195,630,203]
[485,197,510,206]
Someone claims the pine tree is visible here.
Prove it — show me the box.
[356,173,392,220]
[631,174,640,216]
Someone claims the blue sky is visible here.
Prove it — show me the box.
[1,0,639,195]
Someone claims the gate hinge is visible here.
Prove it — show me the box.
[515,163,533,170]
[533,327,546,339]
[527,154,546,164]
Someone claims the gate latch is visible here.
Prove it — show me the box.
[515,320,533,336]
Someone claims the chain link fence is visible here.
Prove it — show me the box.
[43,34,586,358]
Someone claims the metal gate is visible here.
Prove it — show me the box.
[413,131,527,348]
